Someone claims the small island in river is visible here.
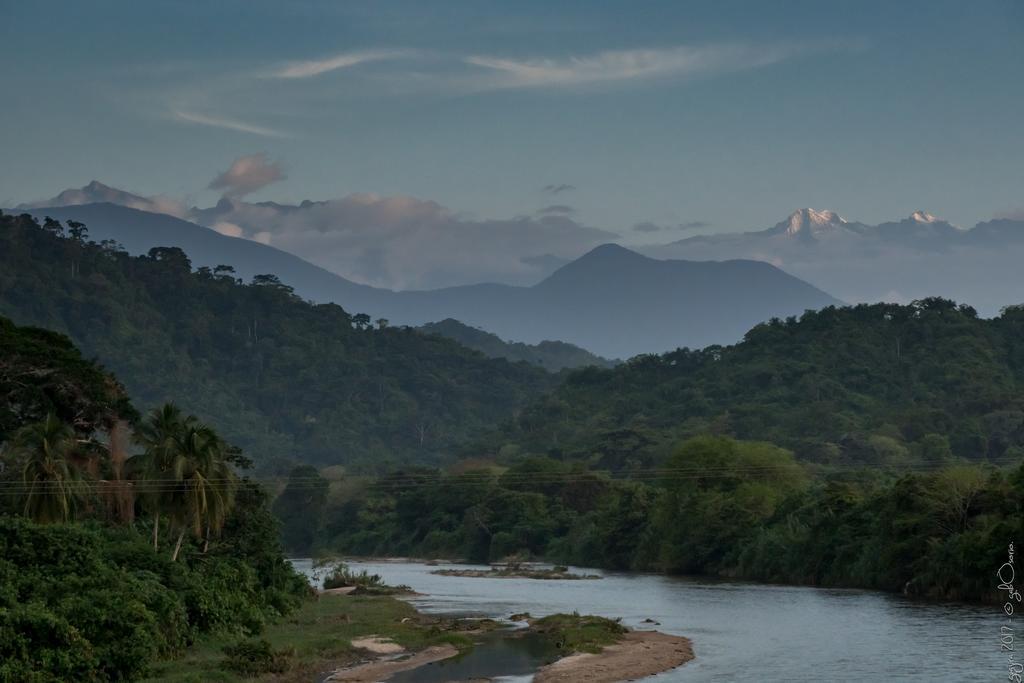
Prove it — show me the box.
[431,563,602,580]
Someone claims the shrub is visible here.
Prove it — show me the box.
[321,562,383,590]
[220,638,290,677]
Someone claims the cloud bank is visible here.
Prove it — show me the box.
[190,193,618,289]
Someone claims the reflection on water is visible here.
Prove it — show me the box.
[292,559,1004,682]
[389,631,560,683]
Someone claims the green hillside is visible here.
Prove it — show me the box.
[485,299,1024,469]
[0,211,553,470]
[419,318,616,371]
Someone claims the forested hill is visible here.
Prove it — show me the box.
[0,212,553,469]
[418,318,616,371]
[486,299,1024,469]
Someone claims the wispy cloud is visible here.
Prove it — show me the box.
[538,204,575,216]
[174,110,290,138]
[633,220,710,233]
[542,183,575,194]
[269,49,412,79]
[464,44,801,89]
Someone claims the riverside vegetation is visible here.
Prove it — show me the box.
[0,314,484,682]
[0,314,311,680]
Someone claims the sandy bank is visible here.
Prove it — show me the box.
[325,644,459,681]
[533,630,694,683]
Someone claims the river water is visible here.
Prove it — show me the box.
[291,559,1008,682]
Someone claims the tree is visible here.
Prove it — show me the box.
[146,246,191,272]
[14,414,82,523]
[132,403,188,550]
[252,273,295,296]
[131,404,238,560]
[172,422,238,558]
[213,264,237,280]
[66,220,88,242]
[41,216,64,237]
[352,313,371,330]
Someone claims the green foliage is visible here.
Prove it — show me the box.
[0,212,552,469]
[0,313,135,444]
[491,300,1024,468]
[531,613,626,654]
[321,562,384,590]
[219,639,290,677]
[0,508,307,682]
[320,435,1021,602]
[419,318,615,371]
[271,466,328,554]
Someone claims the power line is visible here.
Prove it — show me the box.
[0,457,1019,495]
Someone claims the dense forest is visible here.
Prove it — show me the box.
[273,300,1024,603]
[479,298,1024,469]
[0,211,553,470]
[0,314,308,681]
[419,318,616,371]
[278,438,1023,602]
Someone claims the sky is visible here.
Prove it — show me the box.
[1,0,1022,249]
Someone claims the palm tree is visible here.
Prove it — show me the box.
[131,404,190,550]
[15,414,82,523]
[131,404,238,560]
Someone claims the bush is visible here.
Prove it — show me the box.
[0,601,98,682]
[0,512,308,682]
[321,562,383,590]
[220,638,290,677]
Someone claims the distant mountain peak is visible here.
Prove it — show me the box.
[585,242,642,258]
[18,180,150,211]
[83,180,115,193]
[767,208,847,240]
[910,210,939,224]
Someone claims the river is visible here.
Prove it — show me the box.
[291,559,1008,682]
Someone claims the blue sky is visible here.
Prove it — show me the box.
[2,0,1022,238]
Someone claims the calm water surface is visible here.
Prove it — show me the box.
[292,559,1006,682]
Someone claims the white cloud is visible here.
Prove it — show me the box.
[209,154,286,198]
[173,110,289,138]
[212,221,244,238]
[463,44,796,89]
[269,49,412,79]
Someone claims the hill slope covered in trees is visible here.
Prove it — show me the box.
[418,318,615,371]
[482,299,1024,469]
[0,212,553,470]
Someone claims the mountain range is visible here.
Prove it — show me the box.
[15,198,840,358]
[646,208,1024,314]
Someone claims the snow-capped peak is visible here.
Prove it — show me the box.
[781,208,846,236]
[910,210,938,223]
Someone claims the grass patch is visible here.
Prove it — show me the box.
[142,594,472,682]
[530,613,627,654]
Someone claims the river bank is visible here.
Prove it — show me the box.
[290,558,1005,681]
[535,631,694,683]
[142,593,475,682]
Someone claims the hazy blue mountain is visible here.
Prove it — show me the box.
[18,203,842,358]
[419,318,616,371]
[649,208,1024,314]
